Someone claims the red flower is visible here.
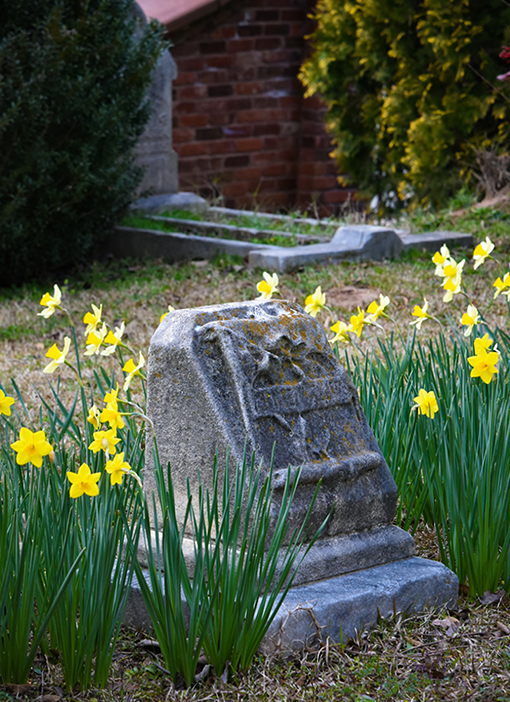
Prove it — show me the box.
[499,46,510,62]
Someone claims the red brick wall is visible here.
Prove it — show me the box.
[169,0,354,214]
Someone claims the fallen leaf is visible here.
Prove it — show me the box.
[480,590,506,605]
[432,616,460,636]
[5,684,32,694]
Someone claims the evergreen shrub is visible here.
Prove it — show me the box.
[0,0,166,286]
[300,0,510,209]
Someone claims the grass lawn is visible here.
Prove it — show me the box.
[1,203,510,700]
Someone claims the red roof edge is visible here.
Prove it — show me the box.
[137,0,235,34]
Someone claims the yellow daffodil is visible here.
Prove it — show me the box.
[329,320,350,345]
[122,352,145,391]
[83,304,103,335]
[412,389,438,419]
[304,286,326,317]
[38,284,62,318]
[365,294,390,323]
[472,236,494,270]
[88,428,120,455]
[256,272,279,301]
[493,273,510,298]
[432,245,450,276]
[461,305,480,337]
[11,427,53,467]
[474,333,493,355]
[348,308,365,338]
[0,389,15,417]
[468,347,500,384]
[87,404,101,430]
[67,463,101,498]
[100,402,125,431]
[101,321,125,356]
[105,452,131,486]
[104,387,120,406]
[160,305,176,323]
[84,324,107,356]
[442,275,462,302]
[410,299,432,330]
[43,336,71,374]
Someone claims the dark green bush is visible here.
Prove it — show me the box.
[300,0,510,210]
[0,0,166,286]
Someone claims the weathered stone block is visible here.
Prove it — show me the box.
[147,300,404,578]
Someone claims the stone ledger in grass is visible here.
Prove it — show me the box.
[141,300,458,645]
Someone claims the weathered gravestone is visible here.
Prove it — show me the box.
[143,300,458,646]
[130,4,206,214]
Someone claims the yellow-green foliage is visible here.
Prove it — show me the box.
[300,0,510,208]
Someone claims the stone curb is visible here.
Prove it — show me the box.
[105,219,473,272]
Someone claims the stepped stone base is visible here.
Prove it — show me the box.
[123,556,458,651]
[262,557,458,651]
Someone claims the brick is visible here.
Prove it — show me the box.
[263,49,300,64]
[237,67,257,81]
[237,108,283,123]
[177,143,205,157]
[227,39,254,52]
[296,175,313,190]
[196,127,224,141]
[257,65,285,80]
[173,128,195,144]
[176,85,208,100]
[176,114,208,128]
[223,125,253,137]
[289,22,304,39]
[173,71,197,86]
[223,181,250,197]
[254,37,281,50]
[207,139,237,154]
[234,81,264,95]
[253,123,281,136]
[200,40,226,54]
[173,42,200,58]
[235,137,264,152]
[311,175,340,190]
[263,135,298,150]
[209,112,236,126]
[207,84,234,98]
[255,10,279,21]
[197,70,229,84]
[177,57,205,72]
[281,9,305,21]
[280,122,300,137]
[301,136,315,149]
[174,101,199,114]
[210,25,237,39]
[234,166,264,180]
[238,25,263,37]
[261,162,288,177]
[207,55,237,69]
[285,37,303,49]
[224,155,251,168]
[264,24,290,36]
[226,98,252,111]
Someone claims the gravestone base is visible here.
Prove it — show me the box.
[123,556,458,650]
[132,192,209,214]
[262,556,458,652]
